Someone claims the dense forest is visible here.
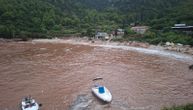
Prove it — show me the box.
[0,0,193,44]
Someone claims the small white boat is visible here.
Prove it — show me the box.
[92,84,112,102]
[21,96,40,110]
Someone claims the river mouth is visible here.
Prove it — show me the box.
[0,41,193,110]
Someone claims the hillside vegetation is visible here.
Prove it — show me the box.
[0,0,193,45]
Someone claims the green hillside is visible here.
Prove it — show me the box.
[0,0,193,41]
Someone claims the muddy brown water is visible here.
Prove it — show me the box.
[0,41,193,110]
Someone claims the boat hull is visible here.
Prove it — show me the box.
[21,103,39,110]
[21,99,39,110]
[92,86,112,102]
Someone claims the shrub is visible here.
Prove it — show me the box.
[125,28,136,35]
[127,31,193,46]
[162,32,193,45]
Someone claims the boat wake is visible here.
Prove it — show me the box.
[70,94,152,110]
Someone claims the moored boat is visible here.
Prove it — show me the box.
[21,96,40,110]
[92,84,112,102]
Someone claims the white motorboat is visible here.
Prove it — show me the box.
[92,84,112,102]
[21,96,40,110]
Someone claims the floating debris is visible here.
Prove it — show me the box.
[189,64,193,70]
[70,95,93,110]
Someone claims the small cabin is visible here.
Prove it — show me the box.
[95,32,109,40]
[131,26,149,34]
[115,29,125,38]
[117,29,124,35]
[172,24,193,35]
[172,24,193,31]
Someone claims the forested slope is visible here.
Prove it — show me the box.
[0,0,192,38]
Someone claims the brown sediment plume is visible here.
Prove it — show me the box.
[0,41,193,110]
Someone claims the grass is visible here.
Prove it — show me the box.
[162,104,193,110]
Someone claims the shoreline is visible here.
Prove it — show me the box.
[31,38,193,63]
[1,37,192,63]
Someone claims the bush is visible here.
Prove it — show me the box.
[52,25,62,31]
[126,31,193,46]
[125,28,136,35]
[86,28,95,37]
[144,31,157,38]
[19,31,47,39]
[162,32,193,45]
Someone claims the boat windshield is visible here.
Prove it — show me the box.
[99,86,105,94]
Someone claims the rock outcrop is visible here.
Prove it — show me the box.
[164,42,193,55]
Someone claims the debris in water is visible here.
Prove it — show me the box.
[70,95,93,110]
[40,48,47,51]
[189,64,193,70]
[93,77,103,81]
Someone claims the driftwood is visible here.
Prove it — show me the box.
[93,77,103,81]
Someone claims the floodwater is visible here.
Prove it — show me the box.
[0,41,193,110]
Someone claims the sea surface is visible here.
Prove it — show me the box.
[0,41,193,110]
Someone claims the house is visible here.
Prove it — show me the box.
[130,23,136,27]
[174,24,186,27]
[115,29,125,38]
[172,24,193,34]
[95,32,109,40]
[117,29,125,35]
[131,26,149,34]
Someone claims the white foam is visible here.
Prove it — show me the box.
[32,39,193,62]
[96,45,193,62]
